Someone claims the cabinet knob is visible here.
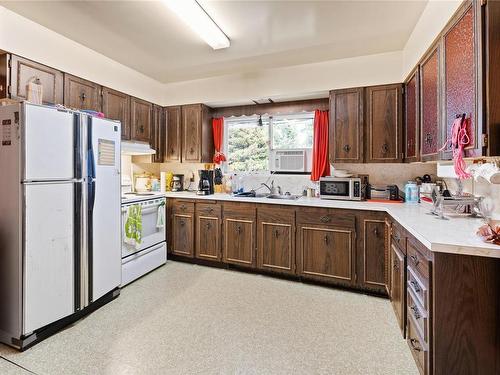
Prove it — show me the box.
[207,207,214,213]
[190,147,194,154]
[324,235,329,245]
[236,225,242,234]
[409,338,422,352]
[393,261,399,270]
[170,148,175,154]
[179,219,185,226]
[343,144,351,152]
[180,204,186,211]
[393,233,401,242]
[139,125,144,133]
[425,133,432,145]
[409,280,421,293]
[373,227,379,236]
[381,143,389,154]
[80,92,86,101]
[410,254,419,266]
[407,139,413,147]
[205,222,211,230]
[274,229,280,238]
[410,305,421,320]
[320,215,331,223]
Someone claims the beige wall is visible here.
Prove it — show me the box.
[0,6,164,104]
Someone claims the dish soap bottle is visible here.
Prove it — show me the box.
[404,181,419,204]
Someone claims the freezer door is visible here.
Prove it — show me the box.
[23,181,76,334]
[23,104,78,181]
[88,116,121,301]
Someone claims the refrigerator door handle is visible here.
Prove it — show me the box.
[87,117,96,180]
[73,181,82,311]
[74,113,82,179]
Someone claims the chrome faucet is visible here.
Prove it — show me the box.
[261,180,282,195]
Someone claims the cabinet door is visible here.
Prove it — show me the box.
[165,106,182,162]
[362,219,389,288]
[366,84,403,163]
[223,203,256,267]
[64,74,101,111]
[130,97,152,143]
[172,213,194,257]
[390,243,406,337]
[443,3,481,158]
[329,88,364,162]
[298,225,354,285]
[151,105,164,162]
[404,70,419,162]
[182,104,202,162]
[257,207,295,275]
[102,87,130,140]
[196,215,221,261]
[420,45,440,161]
[10,55,63,105]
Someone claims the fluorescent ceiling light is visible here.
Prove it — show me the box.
[164,0,230,50]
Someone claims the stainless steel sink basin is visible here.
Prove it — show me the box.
[266,194,300,200]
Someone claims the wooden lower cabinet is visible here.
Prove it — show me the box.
[222,203,256,267]
[390,243,406,337]
[171,200,195,257]
[257,206,295,275]
[195,203,222,261]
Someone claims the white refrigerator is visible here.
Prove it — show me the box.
[0,102,121,350]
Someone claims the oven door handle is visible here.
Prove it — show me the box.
[121,205,161,214]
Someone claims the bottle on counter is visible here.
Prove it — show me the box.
[404,181,419,204]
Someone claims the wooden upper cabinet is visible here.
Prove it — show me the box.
[165,106,182,162]
[443,2,481,159]
[64,74,101,111]
[9,55,63,105]
[419,44,440,161]
[130,97,152,143]
[329,88,364,163]
[404,70,419,162]
[365,84,403,163]
[151,105,164,162]
[257,206,295,275]
[182,104,214,163]
[101,87,130,140]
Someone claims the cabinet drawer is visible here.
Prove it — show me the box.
[391,221,406,252]
[172,200,195,214]
[223,202,256,218]
[296,208,355,228]
[407,289,429,344]
[407,239,430,279]
[407,315,430,375]
[196,202,221,217]
[407,266,429,311]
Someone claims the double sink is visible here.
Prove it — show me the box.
[233,191,301,200]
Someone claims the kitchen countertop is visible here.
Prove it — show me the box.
[164,191,500,259]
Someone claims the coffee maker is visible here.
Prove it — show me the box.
[197,170,214,195]
[171,174,184,192]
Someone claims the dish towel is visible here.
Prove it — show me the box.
[124,204,142,249]
[156,202,165,229]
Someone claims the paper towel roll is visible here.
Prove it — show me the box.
[160,172,166,193]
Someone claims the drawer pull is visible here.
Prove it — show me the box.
[235,225,242,234]
[393,233,401,242]
[205,223,211,230]
[180,204,186,211]
[324,235,329,245]
[320,215,331,223]
[410,254,420,266]
[179,219,185,226]
[393,261,399,271]
[409,338,422,352]
[274,229,280,238]
[373,227,379,236]
[410,280,421,293]
[206,207,214,213]
[410,305,421,320]
[343,144,351,152]
[381,143,389,154]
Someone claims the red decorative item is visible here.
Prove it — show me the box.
[439,114,471,179]
[212,117,226,164]
[311,110,330,181]
[477,223,500,246]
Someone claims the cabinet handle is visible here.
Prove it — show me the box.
[139,125,144,133]
[343,144,351,152]
[320,215,331,223]
[206,207,214,213]
[425,133,432,145]
[373,227,379,236]
[381,143,389,154]
[179,219,185,226]
[394,233,401,242]
[410,305,421,320]
[409,338,422,352]
[274,229,280,238]
[393,261,399,271]
[324,235,329,245]
[170,148,175,154]
[180,204,186,211]
[410,254,419,266]
[236,225,242,234]
[80,92,86,102]
[407,139,413,147]
[409,280,421,293]
[190,147,194,154]
[205,222,211,230]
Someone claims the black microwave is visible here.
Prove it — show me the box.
[319,176,368,201]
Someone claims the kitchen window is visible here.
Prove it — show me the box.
[224,112,314,172]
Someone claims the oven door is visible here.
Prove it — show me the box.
[121,198,166,258]
[320,180,352,200]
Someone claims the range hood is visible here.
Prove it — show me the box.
[121,141,156,156]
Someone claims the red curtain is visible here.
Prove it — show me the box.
[311,110,330,181]
[212,117,226,164]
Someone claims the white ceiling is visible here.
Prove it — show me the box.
[1,0,427,84]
